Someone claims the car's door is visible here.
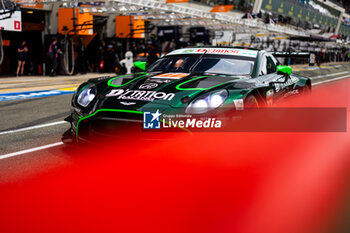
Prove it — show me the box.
[267,53,300,101]
[258,52,278,75]
[258,53,290,103]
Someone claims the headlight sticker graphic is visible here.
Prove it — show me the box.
[77,86,97,107]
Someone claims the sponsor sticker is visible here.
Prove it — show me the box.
[168,48,258,57]
[266,89,274,106]
[106,89,175,101]
[284,89,299,98]
[153,73,188,79]
[139,83,158,89]
[233,99,244,110]
[274,76,299,92]
[120,102,136,106]
[148,79,172,84]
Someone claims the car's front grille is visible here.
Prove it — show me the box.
[77,111,143,141]
[91,118,142,135]
[94,111,143,121]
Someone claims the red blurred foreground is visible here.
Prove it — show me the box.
[1,79,350,233]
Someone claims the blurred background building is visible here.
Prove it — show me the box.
[0,0,350,76]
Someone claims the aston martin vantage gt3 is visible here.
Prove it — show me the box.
[62,47,311,143]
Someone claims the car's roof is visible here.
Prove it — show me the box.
[167,47,259,58]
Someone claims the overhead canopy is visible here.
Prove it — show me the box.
[13,0,308,36]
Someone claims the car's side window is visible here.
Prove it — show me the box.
[266,56,277,74]
[270,55,279,66]
[259,55,267,76]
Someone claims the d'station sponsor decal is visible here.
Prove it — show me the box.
[106,89,175,101]
[168,48,258,57]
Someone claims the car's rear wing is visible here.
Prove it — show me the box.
[272,52,310,58]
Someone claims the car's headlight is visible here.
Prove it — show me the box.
[186,90,228,114]
[77,86,97,107]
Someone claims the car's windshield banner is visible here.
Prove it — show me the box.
[167,48,258,57]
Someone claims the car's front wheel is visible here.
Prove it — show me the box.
[244,95,260,109]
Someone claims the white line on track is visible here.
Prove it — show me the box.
[0,121,67,136]
[313,75,350,86]
[312,71,350,79]
[0,142,64,160]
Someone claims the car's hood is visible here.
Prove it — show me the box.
[97,72,245,111]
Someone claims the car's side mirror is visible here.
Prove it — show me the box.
[269,66,292,87]
[133,61,146,71]
[276,65,292,83]
[276,65,292,76]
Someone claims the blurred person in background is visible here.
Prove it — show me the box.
[146,34,160,67]
[317,51,322,66]
[120,51,133,74]
[16,40,28,76]
[113,40,124,74]
[47,38,60,76]
[105,40,116,73]
[76,38,86,74]
[130,41,137,56]
[135,39,146,55]
[113,40,121,67]
[97,40,106,73]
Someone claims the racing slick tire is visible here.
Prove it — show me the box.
[244,95,260,108]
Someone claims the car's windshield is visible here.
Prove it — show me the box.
[147,55,255,75]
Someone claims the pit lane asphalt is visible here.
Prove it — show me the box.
[0,94,72,155]
[0,93,75,184]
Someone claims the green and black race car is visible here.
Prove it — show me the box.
[62,47,311,143]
